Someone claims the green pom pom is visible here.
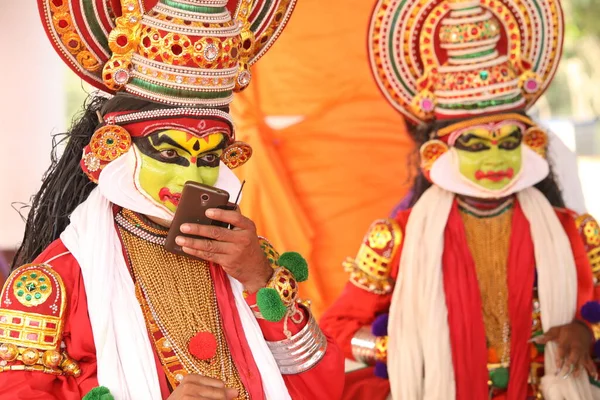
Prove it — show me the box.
[257,288,288,322]
[278,252,308,282]
[83,386,114,400]
[489,367,509,389]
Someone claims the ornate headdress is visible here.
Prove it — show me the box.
[369,0,563,185]
[39,0,296,180]
[369,0,563,125]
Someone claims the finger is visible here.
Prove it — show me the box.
[584,357,598,380]
[181,374,226,388]
[180,223,239,242]
[566,348,583,377]
[176,236,235,255]
[181,247,226,265]
[196,384,228,399]
[226,388,239,400]
[555,342,569,372]
[563,363,576,379]
[206,208,255,231]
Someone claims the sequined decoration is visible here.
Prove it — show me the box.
[221,141,253,169]
[89,125,132,162]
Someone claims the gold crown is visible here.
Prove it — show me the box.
[104,0,254,107]
[368,0,564,124]
[39,0,297,108]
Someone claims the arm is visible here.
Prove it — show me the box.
[320,218,403,362]
[0,241,98,399]
[244,239,345,400]
[245,292,345,400]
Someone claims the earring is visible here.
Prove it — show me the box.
[523,127,548,158]
[420,139,448,181]
[220,141,253,169]
[81,125,132,183]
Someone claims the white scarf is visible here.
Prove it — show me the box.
[387,185,594,399]
[60,148,291,400]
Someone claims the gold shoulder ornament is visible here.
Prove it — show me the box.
[575,214,600,285]
[0,264,80,377]
[343,219,403,294]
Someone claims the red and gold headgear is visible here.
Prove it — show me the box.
[369,0,563,124]
[368,0,562,177]
[39,0,296,180]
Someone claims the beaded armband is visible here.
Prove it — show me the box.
[265,312,327,374]
[0,264,80,377]
[343,219,402,295]
[575,214,600,285]
[253,238,309,323]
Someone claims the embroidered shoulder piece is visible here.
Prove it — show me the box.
[343,219,403,294]
[0,263,80,376]
[575,214,600,285]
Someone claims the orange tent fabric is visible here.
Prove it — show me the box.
[231,0,414,318]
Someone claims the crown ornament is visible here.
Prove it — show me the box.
[369,0,563,124]
[39,0,297,108]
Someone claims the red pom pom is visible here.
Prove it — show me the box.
[188,331,217,360]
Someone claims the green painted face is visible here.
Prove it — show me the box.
[454,122,523,191]
[136,129,226,212]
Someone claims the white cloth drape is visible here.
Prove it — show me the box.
[387,185,593,399]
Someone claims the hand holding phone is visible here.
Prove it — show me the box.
[164,180,272,292]
[164,182,231,257]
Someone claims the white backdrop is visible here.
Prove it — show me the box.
[0,2,65,249]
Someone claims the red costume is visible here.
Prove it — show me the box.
[0,0,345,398]
[321,0,600,398]
[1,235,343,399]
[322,204,600,399]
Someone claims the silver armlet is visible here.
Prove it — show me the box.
[265,311,327,374]
[351,326,377,365]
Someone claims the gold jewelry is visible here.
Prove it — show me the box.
[117,210,248,398]
[221,141,253,169]
[266,267,299,308]
[460,206,514,364]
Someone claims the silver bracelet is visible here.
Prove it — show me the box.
[351,326,377,365]
[265,312,327,374]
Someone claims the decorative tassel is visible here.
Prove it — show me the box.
[188,331,217,360]
[278,252,309,282]
[256,288,288,322]
[83,386,114,400]
[371,313,389,337]
[374,361,389,379]
[582,301,600,324]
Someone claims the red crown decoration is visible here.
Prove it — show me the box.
[38,0,297,108]
[368,0,564,124]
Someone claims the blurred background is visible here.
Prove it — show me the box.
[0,1,599,317]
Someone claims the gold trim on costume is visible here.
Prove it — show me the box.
[344,219,402,294]
[0,263,79,376]
[575,213,600,285]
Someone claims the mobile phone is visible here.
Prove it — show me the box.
[164,181,231,257]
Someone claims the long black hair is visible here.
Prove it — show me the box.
[404,114,566,208]
[12,93,174,268]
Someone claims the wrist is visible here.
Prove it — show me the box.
[243,260,273,294]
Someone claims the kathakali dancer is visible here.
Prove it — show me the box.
[322,0,600,399]
[0,0,344,399]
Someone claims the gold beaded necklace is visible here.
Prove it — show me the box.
[116,209,248,399]
[459,202,514,364]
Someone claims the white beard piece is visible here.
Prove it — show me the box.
[97,146,243,222]
[429,145,549,199]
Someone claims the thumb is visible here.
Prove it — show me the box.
[226,388,239,400]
